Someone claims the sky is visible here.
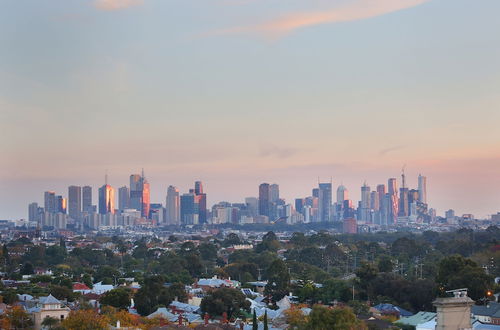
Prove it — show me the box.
[1,0,500,219]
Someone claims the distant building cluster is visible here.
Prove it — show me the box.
[25,170,480,232]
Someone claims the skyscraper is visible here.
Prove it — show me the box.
[98,184,115,214]
[28,202,39,222]
[360,183,371,223]
[318,182,332,222]
[82,186,93,213]
[129,171,150,218]
[180,193,198,225]
[118,186,130,211]
[44,191,56,214]
[195,181,203,195]
[387,178,399,224]
[398,170,409,217]
[68,186,82,220]
[141,177,150,218]
[270,184,280,203]
[129,174,142,211]
[337,185,348,204]
[258,183,270,218]
[55,195,66,214]
[166,186,180,225]
[418,174,427,204]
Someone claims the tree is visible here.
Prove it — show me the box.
[20,262,34,275]
[223,233,242,247]
[437,255,493,300]
[252,309,258,330]
[284,307,307,329]
[41,316,60,329]
[6,306,33,329]
[263,310,269,330]
[200,288,250,319]
[377,256,393,273]
[100,288,131,310]
[305,305,366,330]
[62,310,109,330]
[265,259,290,301]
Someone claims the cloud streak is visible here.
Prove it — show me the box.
[94,0,143,11]
[213,0,430,38]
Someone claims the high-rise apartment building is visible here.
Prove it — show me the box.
[82,186,93,213]
[166,186,180,225]
[68,186,82,219]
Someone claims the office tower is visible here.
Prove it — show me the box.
[29,202,39,222]
[195,181,203,195]
[370,191,380,211]
[318,182,332,222]
[68,186,82,220]
[118,186,130,211]
[388,178,398,196]
[295,198,304,214]
[98,184,115,214]
[418,174,427,204]
[129,171,150,218]
[245,197,259,217]
[270,184,280,203]
[336,185,348,204]
[376,184,386,204]
[408,189,419,204]
[387,178,398,224]
[312,188,319,198]
[370,191,380,224]
[56,195,66,214]
[44,191,56,214]
[258,183,270,217]
[129,174,142,211]
[141,177,150,218]
[82,186,93,213]
[398,170,409,217]
[360,183,371,223]
[376,185,386,224]
[180,193,198,225]
[166,186,180,225]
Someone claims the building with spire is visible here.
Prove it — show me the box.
[98,174,115,215]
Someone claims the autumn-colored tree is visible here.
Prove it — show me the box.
[284,307,308,329]
[61,309,110,330]
[6,305,33,329]
[304,305,367,330]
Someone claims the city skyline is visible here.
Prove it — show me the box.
[2,0,500,219]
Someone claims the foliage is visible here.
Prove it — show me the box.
[61,309,110,330]
[100,288,131,310]
[200,287,250,319]
[303,305,366,330]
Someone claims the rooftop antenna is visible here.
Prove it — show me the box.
[401,164,406,189]
[105,169,108,185]
[142,168,145,179]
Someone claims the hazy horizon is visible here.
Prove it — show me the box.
[2,0,500,219]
